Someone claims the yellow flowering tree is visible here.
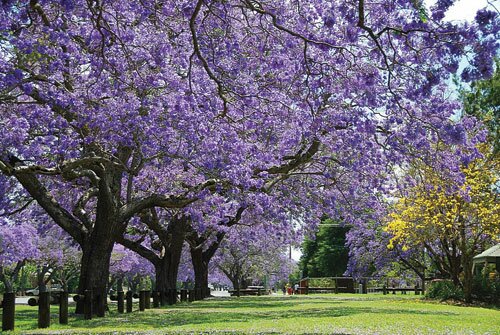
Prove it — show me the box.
[386,149,499,302]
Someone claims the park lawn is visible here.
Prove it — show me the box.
[2,294,499,335]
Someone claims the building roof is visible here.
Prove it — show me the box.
[473,244,500,263]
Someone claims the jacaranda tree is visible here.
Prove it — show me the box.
[0,0,497,312]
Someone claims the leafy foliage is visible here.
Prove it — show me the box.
[300,220,349,278]
[462,60,500,154]
[426,280,464,301]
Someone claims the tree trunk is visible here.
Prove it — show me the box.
[462,257,473,303]
[231,277,241,297]
[156,218,187,300]
[76,171,123,315]
[155,254,181,293]
[190,247,210,298]
[75,232,115,314]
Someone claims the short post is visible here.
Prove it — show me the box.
[126,291,133,313]
[383,285,387,295]
[166,289,174,305]
[59,291,69,324]
[145,290,151,309]
[305,286,309,295]
[415,285,420,295]
[38,291,51,328]
[117,291,125,313]
[139,290,146,311]
[180,289,188,302]
[152,291,159,308]
[84,290,93,320]
[188,289,195,302]
[97,292,106,317]
[2,292,15,331]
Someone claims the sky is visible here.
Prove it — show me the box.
[426,0,493,21]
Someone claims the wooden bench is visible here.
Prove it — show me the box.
[228,287,269,296]
[307,287,336,293]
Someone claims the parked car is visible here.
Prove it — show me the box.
[26,284,64,296]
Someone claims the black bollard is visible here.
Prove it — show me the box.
[145,290,151,309]
[97,293,106,317]
[126,291,133,313]
[170,289,177,305]
[415,285,420,295]
[139,290,146,311]
[180,289,188,302]
[152,291,159,308]
[188,289,195,302]
[84,290,93,320]
[383,285,387,295]
[117,291,125,313]
[2,292,15,331]
[38,291,51,328]
[59,291,68,324]
[165,289,171,305]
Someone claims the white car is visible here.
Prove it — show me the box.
[26,284,64,296]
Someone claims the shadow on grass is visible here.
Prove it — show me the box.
[60,300,458,331]
[3,296,463,334]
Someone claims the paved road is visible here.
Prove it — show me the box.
[15,296,77,305]
[13,290,231,304]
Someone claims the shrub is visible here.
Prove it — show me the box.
[426,280,464,301]
[472,275,500,305]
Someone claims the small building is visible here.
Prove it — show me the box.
[473,244,500,275]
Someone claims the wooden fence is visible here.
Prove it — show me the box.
[1,288,202,331]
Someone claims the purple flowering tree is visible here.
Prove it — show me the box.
[0,0,497,311]
[0,218,39,293]
[117,210,190,296]
[212,225,295,295]
[109,244,153,292]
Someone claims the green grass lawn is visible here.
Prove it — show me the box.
[2,294,499,334]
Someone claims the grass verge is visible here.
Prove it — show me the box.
[2,293,499,334]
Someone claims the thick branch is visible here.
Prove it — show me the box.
[9,171,85,244]
[256,138,320,175]
[118,195,196,223]
[116,236,159,264]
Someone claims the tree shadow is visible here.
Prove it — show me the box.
[63,298,458,331]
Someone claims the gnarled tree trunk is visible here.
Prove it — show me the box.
[190,247,209,298]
